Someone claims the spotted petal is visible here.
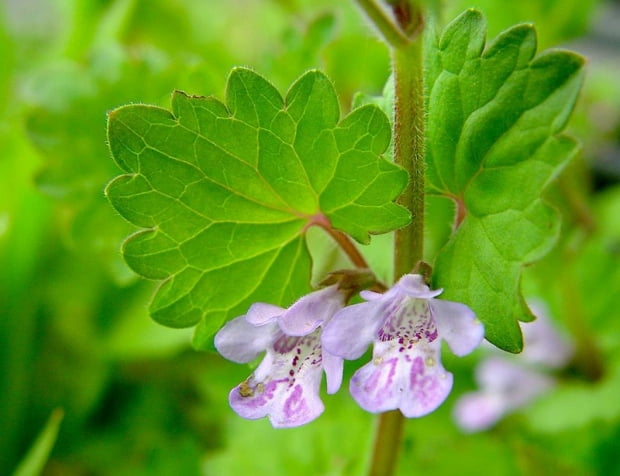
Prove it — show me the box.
[349,340,453,417]
[229,354,325,428]
[228,330,333,427]
[265,365,325,428]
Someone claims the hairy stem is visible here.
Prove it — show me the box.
[364,2,426,475]
[393,38,425,277]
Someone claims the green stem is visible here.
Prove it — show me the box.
[364,2,426,476]
[392,38,425,277]
[367,410,406,476]
[354,0,409,48]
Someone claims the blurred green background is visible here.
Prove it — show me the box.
[1,0,619,474]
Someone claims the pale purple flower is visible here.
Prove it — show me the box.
[519,304,573,369]
[453,307,573,432]
[322,274,484,417]
[214,285,345,428]
[453,357,554,432]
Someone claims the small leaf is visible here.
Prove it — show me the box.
[106,68,409,346]
[427,10,584,352]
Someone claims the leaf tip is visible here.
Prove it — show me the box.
[106,106,120,121]
[287,69,335,101]
[487,327,524,354]
[227,65,258,85]
[461,8,485,25]
[106,105,131,136]
[227,65,279,90]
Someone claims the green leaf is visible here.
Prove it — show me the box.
[106,68,409,346]
[12,409,63,476]
[427,10,584,352]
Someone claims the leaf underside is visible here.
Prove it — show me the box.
[106,68,409,347]
[427,10,584,352]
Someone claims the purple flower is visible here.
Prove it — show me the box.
[453,307,573,432]
[519,304,573,369]
[322,274,484,417]
[214,285,345,428]
[453,357,554,432]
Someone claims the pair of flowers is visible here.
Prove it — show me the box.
[215,274,485,428]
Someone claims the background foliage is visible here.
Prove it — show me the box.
[1,0,618,474]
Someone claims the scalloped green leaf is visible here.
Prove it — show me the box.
[427,10,584,352]
[106,68,410,346]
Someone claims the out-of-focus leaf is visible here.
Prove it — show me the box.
[12,409,63,476]
[572,186,620,335]
[24,43,224,282]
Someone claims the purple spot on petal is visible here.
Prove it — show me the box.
[362,357,398,405]
[283,384,309,420]
[409,356,442,410]
[377,298,438,351]
[273,335,303,353]
[228,324,331,425]
[425,328,438,341]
